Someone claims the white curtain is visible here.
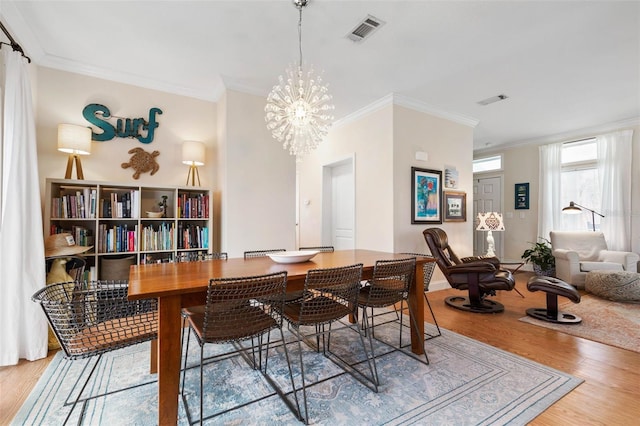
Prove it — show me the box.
[0,49,48,366]
[537,142,563,242]
[597,130,633,251]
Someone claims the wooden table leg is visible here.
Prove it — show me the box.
[409,263,426,354]
[150,338,158,374]
[158,295,182,426]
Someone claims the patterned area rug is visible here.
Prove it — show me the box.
[519,294,640,353]
[14,313,582,425]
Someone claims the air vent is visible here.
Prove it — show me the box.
[347,15,385,42]
[477,94,509,106]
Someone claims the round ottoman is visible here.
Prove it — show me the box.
[585,270,640,302]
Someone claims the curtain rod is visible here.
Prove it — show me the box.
[0,20,31,63]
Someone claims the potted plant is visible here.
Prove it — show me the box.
[521,237,555,276]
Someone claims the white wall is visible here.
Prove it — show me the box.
[218,90,296,257]
[298,103,394,250]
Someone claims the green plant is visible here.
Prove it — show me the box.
[521,237,555,272]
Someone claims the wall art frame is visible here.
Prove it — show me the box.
[515,182,530,210]
[444,191,466,222]
[411,167,442,224]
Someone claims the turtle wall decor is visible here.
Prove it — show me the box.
[121,147,160,179]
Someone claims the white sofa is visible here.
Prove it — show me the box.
[549,231,639,289]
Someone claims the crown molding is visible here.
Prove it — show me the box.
[332,94,394,129]
[475,116,640,154]
[392,94,480,128]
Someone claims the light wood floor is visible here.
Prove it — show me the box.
[1,272,638,425]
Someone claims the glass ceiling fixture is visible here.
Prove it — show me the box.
[264,0,334,161]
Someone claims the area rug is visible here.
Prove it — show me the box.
[519,294,640,353]
[13,314,582,425]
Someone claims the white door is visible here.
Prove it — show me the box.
[322,158,354,249]
[473,176,503,257]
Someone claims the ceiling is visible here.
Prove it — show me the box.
[2,1,639,151]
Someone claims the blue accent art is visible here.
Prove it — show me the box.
[82,103,162,143]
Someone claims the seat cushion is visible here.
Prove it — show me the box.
[585,271,640,302]
[580,261,623,272]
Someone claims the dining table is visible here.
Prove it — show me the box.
[128,249,435,426]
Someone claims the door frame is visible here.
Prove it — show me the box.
[321,154,356,248]
[473,173,505,258]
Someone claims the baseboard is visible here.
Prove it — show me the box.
[427,280,451,292]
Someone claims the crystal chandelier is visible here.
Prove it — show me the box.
[265,0,334,160]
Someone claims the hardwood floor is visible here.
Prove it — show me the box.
[1,272,638,424]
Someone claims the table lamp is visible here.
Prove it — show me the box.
[476,212,505,257]
[182,141,205,186]
[58,124,91,180]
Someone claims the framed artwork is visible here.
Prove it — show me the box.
[515,182,529,210]
[411,167,442,224]
[444,191,466,222]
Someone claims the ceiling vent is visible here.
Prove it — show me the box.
[477,94,509,106]
[347,15,385,42]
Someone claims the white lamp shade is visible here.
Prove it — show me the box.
[476,212,505,231]
[182,141,205,166]
[57,124,91,155]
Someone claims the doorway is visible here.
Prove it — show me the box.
[473,175,503,257]
[322,157,355,249]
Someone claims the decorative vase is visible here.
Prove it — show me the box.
[533,264,555,277]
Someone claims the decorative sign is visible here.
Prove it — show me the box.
[82,103,162,143]
[515,182,529,210]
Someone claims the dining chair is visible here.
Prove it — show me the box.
[278,263,378,424]
[400,253,441,340]
[31,280,158,425]
[243,248,286,259]
[180,271,299,425]
[357,258,430,364]
[298,245,335,252]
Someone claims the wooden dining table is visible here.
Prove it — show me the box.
[128,249,434,426]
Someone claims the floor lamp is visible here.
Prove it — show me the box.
[562,201,605,232]
[476,212,505,258]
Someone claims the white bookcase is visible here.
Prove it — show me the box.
[44,178,212,280]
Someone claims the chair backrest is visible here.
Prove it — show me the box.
[178,251,228,262]
[244,249,286,259]
[31,281,157,359]
[549,231,608,261]
[423,228,464,288]
[299,246,335,252]
[363,258,416,307]
[203,271,288,342]
[400,253,437,291]
[296,263,363,326]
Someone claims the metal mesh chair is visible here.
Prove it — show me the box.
[400,253,441,340]
[31,280,157,424]
[357,258,430,364]
[298,246,334,252]
[278,263,378,424]
[180,271,299,424]
[243,248,286,259]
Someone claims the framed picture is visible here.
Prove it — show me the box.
[515,182,529,210]
[444,191,466,222]
[411,167,442,224]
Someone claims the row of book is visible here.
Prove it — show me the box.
[98,224,138,253]
[177,224,209,249]
[51,188,97,219]
[49,226,94,247]
[140,222,175,251]
[100,190,140,219]
[178,193,209,219]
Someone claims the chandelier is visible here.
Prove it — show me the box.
[264,0,334,160]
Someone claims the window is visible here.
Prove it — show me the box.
[473,155,502,173]
[560,138,600,231]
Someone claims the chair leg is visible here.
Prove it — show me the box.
[62,354,103,425]
[423,293,442,339]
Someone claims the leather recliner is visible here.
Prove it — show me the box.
[423,228,516,313]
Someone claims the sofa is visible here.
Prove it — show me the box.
[549,231,639,289]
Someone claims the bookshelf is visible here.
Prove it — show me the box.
[44,178,212,280]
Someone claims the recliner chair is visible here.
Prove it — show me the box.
[423,228,516,313]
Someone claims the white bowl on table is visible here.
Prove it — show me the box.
[267,250,319,264]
